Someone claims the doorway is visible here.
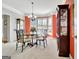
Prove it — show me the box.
[2,15,10,43]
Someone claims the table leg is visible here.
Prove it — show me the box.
[32,36,33,44]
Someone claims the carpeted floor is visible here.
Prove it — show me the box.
[2,37,70,59]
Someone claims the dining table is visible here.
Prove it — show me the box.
[24,33,37,46]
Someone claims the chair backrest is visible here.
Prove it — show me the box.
[16,30,19,41]
[16,30,24,41]
[19,30,24,39]
[43,35,47,40]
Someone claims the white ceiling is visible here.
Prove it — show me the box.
[2,0,65,16]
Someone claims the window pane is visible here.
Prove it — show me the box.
[43,18,47,25]
[20,21,24,29]
[38,19,43,26]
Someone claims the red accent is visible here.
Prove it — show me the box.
[52,15,57,38]
[65,0,74,58]
[70,5,74,59]
[24,16,30,34]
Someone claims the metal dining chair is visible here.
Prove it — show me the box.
[36,35,47,48]
[16,30,25,52]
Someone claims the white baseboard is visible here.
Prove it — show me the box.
[70,54,73,59]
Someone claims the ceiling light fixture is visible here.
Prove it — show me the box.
[30,2,36,21]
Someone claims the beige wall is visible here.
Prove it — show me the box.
[2,8,24,42]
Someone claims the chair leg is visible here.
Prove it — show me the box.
[36,40,38,47]
[16,43,18,50]
[21,44,23,52]
[39,40,41,45]
[46,40,47,45]
[43,40,45,48]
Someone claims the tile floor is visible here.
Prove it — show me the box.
[2,37,70,59]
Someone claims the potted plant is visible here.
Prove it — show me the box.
[30,27,36,35]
